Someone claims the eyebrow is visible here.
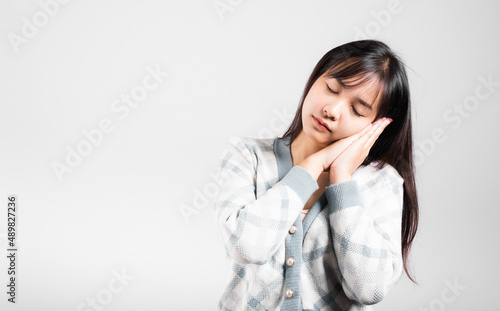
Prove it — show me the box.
[335,78,374,111]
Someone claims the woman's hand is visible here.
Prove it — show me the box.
[296,117,391,183]
[312,121,377,172]
[329,117,392,184]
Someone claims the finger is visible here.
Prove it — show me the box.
[353,121,384,151]
[358,118,386,138]
[365,119,391,148]
[358,119,384,142]
[358,122,375,137]
[339,118,387,147]
[343,118,389,155]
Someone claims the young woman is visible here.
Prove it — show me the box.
[213,39,419,311]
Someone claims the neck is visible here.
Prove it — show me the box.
[290,130,327,166]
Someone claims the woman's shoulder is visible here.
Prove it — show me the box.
[224,135,277,154]
[227,135,276,145]
[354,160,404,187]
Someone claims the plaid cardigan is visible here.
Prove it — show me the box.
[213,135,405,310]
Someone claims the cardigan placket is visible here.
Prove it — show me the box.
[274,136,328,310]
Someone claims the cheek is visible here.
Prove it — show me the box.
[344,121,370,136]
[304,89,322,108]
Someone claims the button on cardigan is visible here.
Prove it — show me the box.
[213,135,405,311]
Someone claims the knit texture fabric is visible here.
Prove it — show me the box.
[213,135,405,311]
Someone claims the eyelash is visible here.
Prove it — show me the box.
[326,85,363,117]
[326,85,339,95]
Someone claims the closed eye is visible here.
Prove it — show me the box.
[326,84,339,95]
[351,106,362,117]
[327,84,363,117]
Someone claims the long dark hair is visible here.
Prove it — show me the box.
[279,39,419,284]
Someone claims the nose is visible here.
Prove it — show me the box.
[322,99,345,121]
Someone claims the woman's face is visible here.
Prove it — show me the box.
[301,72,381,147]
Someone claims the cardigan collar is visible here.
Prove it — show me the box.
[273,136,328,234]
[273,136,293,181]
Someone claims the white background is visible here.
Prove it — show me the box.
[1,0,499,310]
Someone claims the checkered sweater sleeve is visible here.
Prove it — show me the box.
[325,173,405,305]
[213,136,319,265]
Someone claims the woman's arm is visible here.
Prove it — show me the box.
[325,168,404,305]
[213,136,319,265]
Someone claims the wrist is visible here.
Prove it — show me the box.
[329,169,352,185]
[296,155,323,181]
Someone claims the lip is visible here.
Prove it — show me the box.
[313,116,331,132]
